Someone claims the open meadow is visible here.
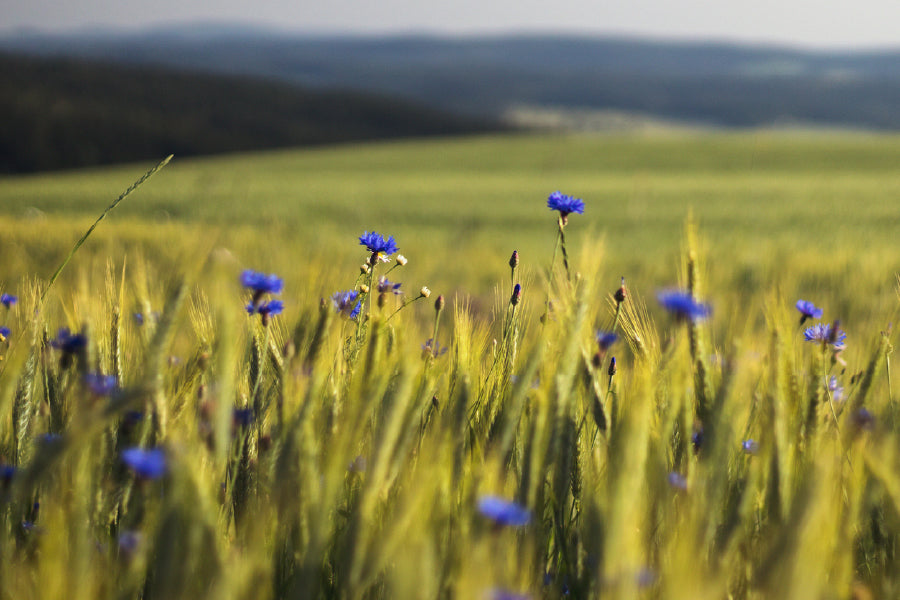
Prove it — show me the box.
[0,131,899,598]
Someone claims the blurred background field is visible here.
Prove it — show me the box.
[2,131,899,335]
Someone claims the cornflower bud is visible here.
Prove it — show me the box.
[435,295,445,312]
[608,356,617,377]
[360,264,370,275]
[614,277,627,304]
[359,284,370,294]
[510,283,522,306]
[420,286,431,298]
[509,250,519,269]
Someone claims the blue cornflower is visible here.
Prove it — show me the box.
[636,569,657,588]
[667,472,688,491]
[233,408,254,428]
[39,433,62,445]
[242,270,284,323]
[422,338,448,358]
[51,328,87,353]
[510,283,522,306]
[742,439,759,455]
[547,191,585,222]
[0,294,16,308]
[803,323,846,348]
[376,277,402,295]
[0,326,9,339]
[477,495,531,526]
[85,373,118,396]
[359,231,399,260]
[118,531,142,556]
[0,464,16,484]
[691,428,703,452]
[348,455,367,473]
[332,290,362,320]
[657,290,712,321]
[122,411,144,430]
[121,447,167,479]
[133,311,160,326]
[595,331,618,351]
[795,299,823,324]
[240,270,284,295]
[853,408,876,431]
[828,376,844,402]
[490,589,531,600]
[246,300,284,317]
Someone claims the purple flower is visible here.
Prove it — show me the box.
[667,472,688,490]
[0,326,9,339]
[232,408,254,428]
[636,569,657,588]
[359,231,399,257]
[691,428,703,452]
[85,373,118,396]
[828,376,844,402]
[121,447,167,479]
[490,590,531,600]
[595,331,618,351]
[246,300,284,316]
[118,531,142,556]
[51,328,87,353]
[477,495,531,526]
[547,191,585,218]
[510,283,522,306]
[0,464,16,485]
[422,338,448,358]
[332,290,362,320]
[803,323,846,348]
[240,270,284,295]
[657,290,711,321]
[348,455,367,472]
[376,277,402,295]
[795,299,823,323]
[0,294,16,308]
[853,408,876,431]
[741,439,759,455]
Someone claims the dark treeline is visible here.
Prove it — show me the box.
[0,52,504,173]
[4,31,900,131]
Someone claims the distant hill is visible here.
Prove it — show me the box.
[0,52,503,173]
[3,27,900,130]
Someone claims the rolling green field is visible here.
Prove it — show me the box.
[3,132,900,325]
[1,132,900,599]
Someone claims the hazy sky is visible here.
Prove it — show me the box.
[4,0,900,49]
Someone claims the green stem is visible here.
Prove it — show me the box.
[386,295,426,323]
[42,155,173,303]
[558,217,571,282]
[250,323,270,418]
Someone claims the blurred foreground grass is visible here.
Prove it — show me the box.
[0,132,898,598]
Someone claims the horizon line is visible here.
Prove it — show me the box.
[2,20,899,54]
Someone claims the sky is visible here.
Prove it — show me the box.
[3,0,900,49]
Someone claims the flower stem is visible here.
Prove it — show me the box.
[558,217,571,282]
